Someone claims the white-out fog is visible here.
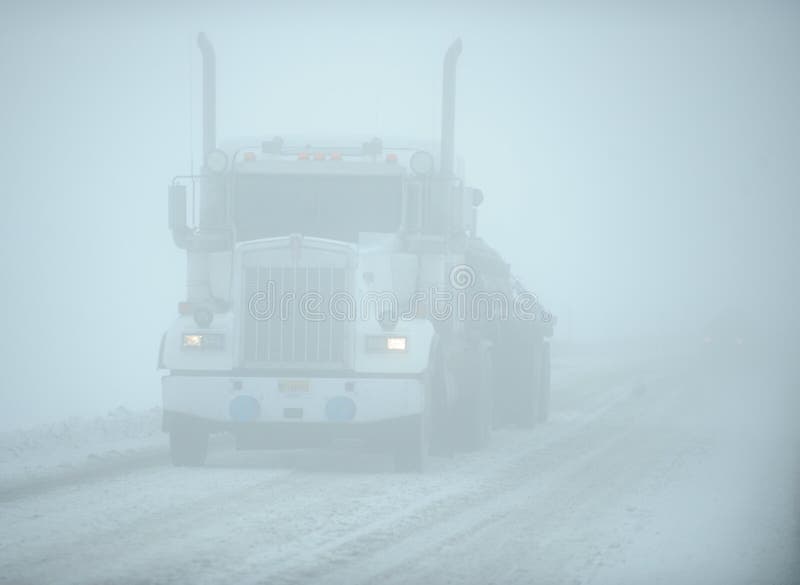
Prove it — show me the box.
[2,1,798,426]
[0,2,798,583]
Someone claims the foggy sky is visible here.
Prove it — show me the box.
[1,0,798,428]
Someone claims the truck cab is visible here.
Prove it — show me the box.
[159,35,553,471]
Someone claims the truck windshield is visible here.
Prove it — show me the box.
[234,174,403,242]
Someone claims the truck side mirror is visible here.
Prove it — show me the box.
[168,184,188,232]
[472,189,484,207]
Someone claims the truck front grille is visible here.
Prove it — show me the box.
[241,264,351,369]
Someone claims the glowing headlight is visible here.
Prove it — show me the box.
[366,335,407,352]
[386,337,407,351]
[182,333,225,350]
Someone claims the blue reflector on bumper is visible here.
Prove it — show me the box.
[229,395,261,422]
[325,396,356,422]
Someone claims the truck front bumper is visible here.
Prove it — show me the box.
[162,374,424,429]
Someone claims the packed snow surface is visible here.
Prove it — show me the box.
[0,347,797,585]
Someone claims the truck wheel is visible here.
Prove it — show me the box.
[393,415,428,472]
[490,328,517,427]
[169,426,209,466]
[536,342,551,423]
[456,342,493,451]
[518,339,543,429]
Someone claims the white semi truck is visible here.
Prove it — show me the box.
[159,34,554,471]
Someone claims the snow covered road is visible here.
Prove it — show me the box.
[1,353,798,585]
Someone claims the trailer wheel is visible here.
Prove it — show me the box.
[169,425,209,467]
[519,338,543,429]
[536,341,551,423]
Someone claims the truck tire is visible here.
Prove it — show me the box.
[455,342,493,451]
[536,341,551,423]
[393,345,445,472]
[518,338,543,429]
[490,326,517,427]
[393,414,429,473]
[169,426,209,466]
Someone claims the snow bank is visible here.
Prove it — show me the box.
[0,406,165,490]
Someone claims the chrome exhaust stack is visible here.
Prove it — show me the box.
[440,38,462,178]
[197,32,216,160]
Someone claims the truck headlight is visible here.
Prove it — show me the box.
[182,333,225,350]
[386,336,407,351]
[366,335,407,352]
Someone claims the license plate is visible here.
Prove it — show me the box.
[278,379,310,393]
